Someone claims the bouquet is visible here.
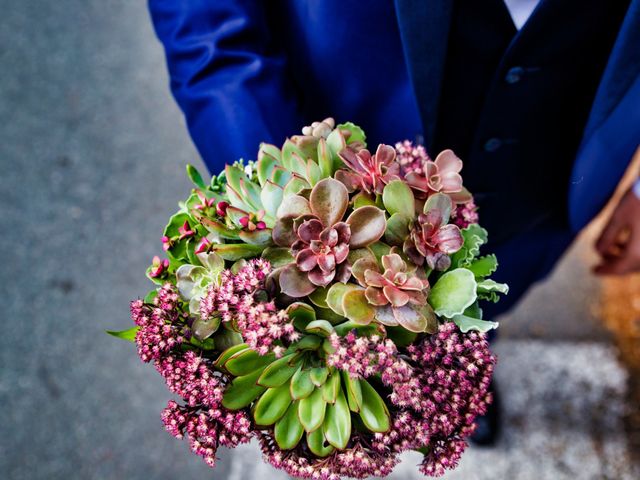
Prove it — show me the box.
[109,118,508,478]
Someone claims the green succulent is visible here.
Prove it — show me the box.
[218,302,390,454]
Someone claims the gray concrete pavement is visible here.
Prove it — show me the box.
[0,1,634,479]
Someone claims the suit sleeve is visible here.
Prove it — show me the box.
[148,0,302,172]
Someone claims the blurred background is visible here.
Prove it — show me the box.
[0,1,638,479]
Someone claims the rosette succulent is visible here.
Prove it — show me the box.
[273,178,386,297]
[336,144,401,194]
[405,149,472,203]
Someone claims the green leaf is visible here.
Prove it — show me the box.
[428,268,478,318]
[310,367,329,387]
[186,164,207,189]
[291,367,315,400]
[326,283,359,316]
[261,246,294,268]
[317,138,334,178]
[163,212,192,260]
[238,229,273,246]
[305,319,335,337]
[337,122,366,146]
[191,316,221,341]
[298,387,327,432]
[222,369,266,410]
[287,302,317,331]
[260,181,284,218]
[214,343,248,369]
[224,348,275,376]
[308,287,329,308]
[258,353,301,388]
[450,224,489,267]
[477,279,509,295]
[468,254,498,278]
[274,401,305,450]
[385,326,418,347]
[321,371,340,404]
[423,192,452,223]
[385,213,412,246]
[342,289,376,325]
[326,129,347,171]
[452,314,499,333]
[254,383,292,426]
[322,386,351,449]
[292,335,323,352]
[358,379,390,433]
[213,331,245,355]
[212,243,265,261]
[143,289,158,304]
[306,428,335,457]
[382,180,415,218]
[352,192,376,209]
[368,241,391,264]
[257,144,281,186]
[106,326,138,342]
[341,371,363,413]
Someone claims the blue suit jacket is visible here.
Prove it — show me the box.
[149,0,640,235]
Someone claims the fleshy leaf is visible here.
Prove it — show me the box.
[257,144,280,186]
[260,181,284,218]
[106,326,139,342]
[258,353,301,388]
[428,268,478,318]
[326,129,347,171]
[261,246,294,268]
[468,254,498,278]
[323,387,351,449]
[342,289,376,325]
[276,194,311,219]
[450,224,489,267]
[321,372,340,404]
[382,180,415,218]
[186,164,207,189]
[385,326,418,347]
[337,122,366,146]
[238,229,273,246]
[279,264,316,297]
[214,344,248,369]
[310,367,329,387]
[286,302,317,331]
[308,286,329,308]
[222,369,266,410]
[254,383,292,426]
[298,387,327,432]
[346,206,386,248]
[212,243,265,261]
[358,378,390,433]
[191,316,221,341]
[369,241,391,263]
[225,349,275,376]
[317,138,334,178]
[326,283,360,316]
[385,213,412,246]
[341,371,363,412]
[274,401,304,450]
[452,314,499,333]
[423,192,452,223]
[306,428,335,457]
[305,319,335,337]
[309,178,349,227]
[352,192,377,209]
[290,367,315,400]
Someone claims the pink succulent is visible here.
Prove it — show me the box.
[238,210,267,231]
[336,144,401,194]
[161,235,172,251]
[149,256,169,278]
[404,149,472,203]
[291,218,351,287]
[351,252,435,333]
[178,220,196,240]
[216,201,229,217]
[404,208,463,271]
[194,190,216,211]
[194,236,212,255]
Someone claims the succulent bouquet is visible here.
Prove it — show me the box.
[109,118,508,478]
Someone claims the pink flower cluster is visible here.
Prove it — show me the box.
[258,432,399,480]
[395,140,430,175]
[162,400,252,468]
[131,284,252,468]
[131,284,186,362]
[451,200,479,229]
[200,259,298,356]
[326,331,413,384]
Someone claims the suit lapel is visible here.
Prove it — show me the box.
[394,0,453,150]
